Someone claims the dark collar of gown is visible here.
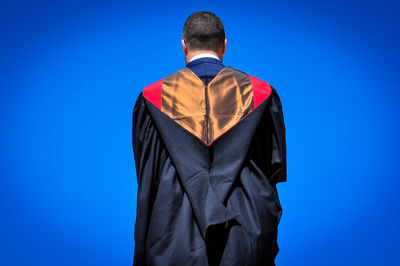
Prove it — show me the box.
[185,57,226,82]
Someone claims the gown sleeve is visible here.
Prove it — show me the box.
[267,86,287,185]
[131,91,159,266]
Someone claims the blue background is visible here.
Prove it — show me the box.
[1,0,399,265]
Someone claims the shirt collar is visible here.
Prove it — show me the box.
[189,53,221,62]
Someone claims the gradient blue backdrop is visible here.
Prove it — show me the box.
[1,0,399,265]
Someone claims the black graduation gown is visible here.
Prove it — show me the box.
[132,66,287,266]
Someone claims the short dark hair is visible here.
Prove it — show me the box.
[182,11,225,52]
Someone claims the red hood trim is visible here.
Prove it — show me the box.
[142,78,164,109]
[248,74,272,108]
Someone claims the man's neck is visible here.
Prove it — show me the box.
[187,52,221,63]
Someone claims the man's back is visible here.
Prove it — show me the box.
[132,56,286,265]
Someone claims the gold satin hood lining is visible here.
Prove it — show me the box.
[161,66,254,144]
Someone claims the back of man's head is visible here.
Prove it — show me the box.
[182,11,225,53]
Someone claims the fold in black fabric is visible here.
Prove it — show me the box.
[132,87,286,266]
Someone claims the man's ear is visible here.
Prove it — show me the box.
[221,38,227,55]
[181,39,188,55]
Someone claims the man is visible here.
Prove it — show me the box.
[132,11,287,266]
